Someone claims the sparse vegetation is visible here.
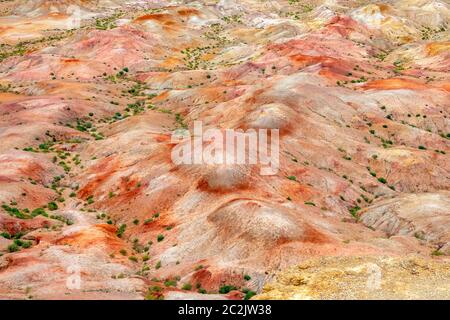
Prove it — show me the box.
[349,206,361,220]
[164,279,177,287]
[7,243,20,253]
[145,286,164,300]
[116,224,127,238]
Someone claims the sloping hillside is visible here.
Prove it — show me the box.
[0,0,448,300]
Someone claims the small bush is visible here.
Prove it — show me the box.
[157,234,164,242]
[86,195,94,204]
[8,243,20,252]
[349,206,361,219]
[116,224,126,238]
[47,202,58,211]
[21,241,32,249]
[164,279,177,287]
[377,177,387,184]
[219,285,237,294]
[31,208,47,217]
[431,250,443,256]
[244,290,256,300]
[145,286,164,300]
[2,205,29,219]
[0,232,11,239]
[244,274,251,281]
[182,283,192,290]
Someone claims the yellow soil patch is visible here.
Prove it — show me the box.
[426,42,450,56]
[254,255,450,300]
[363,78,428,90]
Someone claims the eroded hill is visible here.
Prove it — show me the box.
[0,0,449,300]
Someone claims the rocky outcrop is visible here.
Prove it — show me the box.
[255,255,450,299]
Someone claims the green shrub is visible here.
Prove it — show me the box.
[182,283,192,290]
[13,232,24,239]
[157,234,164,242]
[0,232,11,239]
[2,204,29,219]
[86,195,94,204]
[349,206,361,219]
[244,290,256,300]
[145,286,164,300]
[377,177,387,184]
[244,274,251,281]
[164,279,177,287]
[31,208,47,217]
[219,285,237,294]
[116,224,126,237]
[47,202,58,211]
[21,241,32,249]
[8,243,20,252]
